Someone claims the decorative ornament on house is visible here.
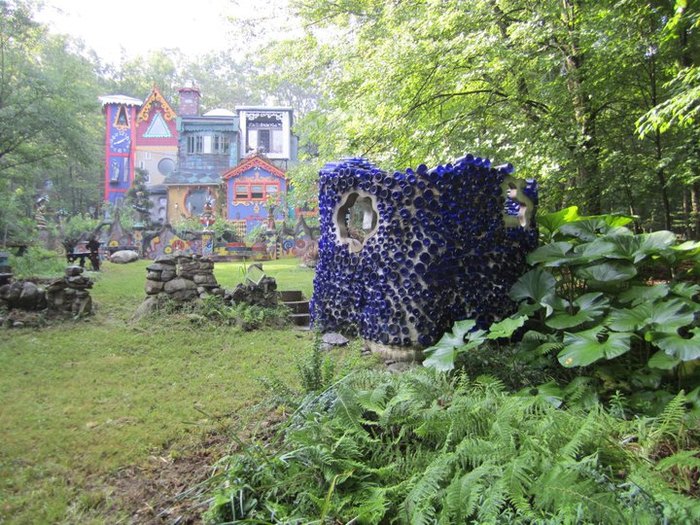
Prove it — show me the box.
[200,198,216,257]
[311,155,538,361]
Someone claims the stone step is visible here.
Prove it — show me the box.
[289,313,311,326]
[279,290,304,302]
[284,299,310,314]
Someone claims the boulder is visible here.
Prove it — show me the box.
[163,277,196,294]
[17,282,42,310]
[322,332,350,347]
[132,295,165,321]
[154,255,177,265]
[146,271,162,281]
[146,263,170,272]
[65,266,83,277]
[144,280,164,295]
[110,250,139,264]
[170,289,198,302]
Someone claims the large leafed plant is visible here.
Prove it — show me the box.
[424,207,700,412]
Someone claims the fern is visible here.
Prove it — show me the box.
[204,368,698,524]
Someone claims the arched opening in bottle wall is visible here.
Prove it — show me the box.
[502,177,534,229]
[335,191,379,253]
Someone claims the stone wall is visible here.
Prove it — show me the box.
[144,254,223,302]
[311,155,538,360]
[0,266,93,327]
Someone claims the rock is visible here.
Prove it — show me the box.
[0,282,21,303]
[12,321,24,328]
[110,250,139,264]
[322,332,349,346]
[67,276,93,289]
[160,270,176,281]
[146,271,162,281]
[45,279,66,293]
[193,274,216,285]
[170,289,198,302]
[132,296,163,321]
[18,282,41,310]
[71,294,92,318]
[163,277,196,294]
[146,263,170,272]
[144,280,164,295]
[65,266,83,277]
[154,255,177,265]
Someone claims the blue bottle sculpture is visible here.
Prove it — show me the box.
[311,155,538,361]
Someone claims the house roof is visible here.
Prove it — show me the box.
[236,105,294,112]
[204,108,236,117]
[163,170,221,186]
[222,155,287,181]
[99,95,143,107]
[137,87,177,122]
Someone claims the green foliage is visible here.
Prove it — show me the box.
[61,214,101,241]
[152,293,291,332]
[424,208,700,412]
[0,0,103,236]
[257,0,700,226]
[296,336,336,394]
[204,368,700,524]
[9,246,65,278]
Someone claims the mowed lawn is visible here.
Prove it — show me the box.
[0,257,316,524]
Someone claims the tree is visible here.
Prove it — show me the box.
[257,0,699,232]
[0,0,104,241]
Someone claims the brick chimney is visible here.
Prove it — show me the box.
[178,85,201,116]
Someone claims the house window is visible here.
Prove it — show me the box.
[218,135,230,154]
[210,134,230,154]
[187,135,203,154]
[246,111,284,154]
[255,129,283,154]
[158,158,175,176]
[251,184,264,199]
[234,182,280,201]
[235,185,249,199]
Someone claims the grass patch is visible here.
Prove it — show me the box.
[0,256,319,524]
[213,259,315,299]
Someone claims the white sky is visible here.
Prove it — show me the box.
[35,0,284,64]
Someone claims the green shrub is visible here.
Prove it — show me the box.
[424,207,700,413]
[296,335,336,394]
[9,246,65,278]
[145,294,290,331]
[204,369,700,524]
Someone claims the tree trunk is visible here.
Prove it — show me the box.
[561,0,602,214]
[692,182,700,239]
[683,189,691,238]
[655,131,672,231]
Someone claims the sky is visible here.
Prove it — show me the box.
[34,0,267,64]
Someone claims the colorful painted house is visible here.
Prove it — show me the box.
[101,86,302,235]
[100,87,178,225]
[222,154,288,235]
[100,94,142,206]
[164,87,240,221]
[134,88,179,224]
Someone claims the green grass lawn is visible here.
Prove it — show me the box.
[0,257,318,524]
